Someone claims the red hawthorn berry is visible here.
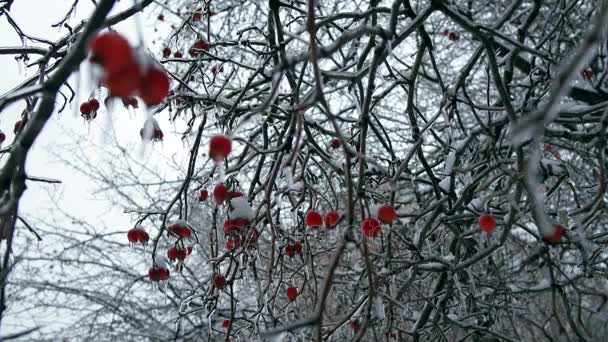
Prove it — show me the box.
[233,218,248,228]
[192,11,202,22]
[329,138,341,149]
[209,134,232,163]
[122,97,139,109]
[0,131,5,144]
[167,247,179,261]
[157,14,164,21]
[189,39,210,57]
[544,143,552,151]
[89,99,100,111]
[176,248,187,261]
[324,211,340,227]
[187,245,193,254]
[448,32,459,41]
[80,101,93,115]
[174,51,183,58]
[162,47,171,58]
[178,226,191,238]
[285,244,295,257]
[213,183,229,204]
[209,10,217,16]
[553,151,560,160]
[544,224,566,243]
[305,210,323,228]
[139,67,170,106]
[222,319,230,329]
[377,205,397,224]
[286,286,298,301]
[440,28,449,36]
[582,68,593,78]
[103,62,142,98]
[127,228,140,243]
[350,320,361,332]
[199,189,208,201]
[226,236,241,251]
[211,65,224,75]
[141,231,150,245]
[478,214,496,232]
[88,32,134,73]
[223,219,237,235]
[158,268,170,281]
[213,274,226,289]
[361,218,381,237]
[14,120,22,134]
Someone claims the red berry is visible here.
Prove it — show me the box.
[544,143,552,151]
[211,66,217,74]
[293,241,302,254]
[162,47,171,58]
[103,62,141,98]
[544,224,566,243]
[209,135,232,163]
[582,68,593,78]
[350,320,361,332]
[88,32,134,73]
[167,247,179,261]
[213,274,226,289]
[361,218,381,237]
[305,210,323,228]
[13,120,22,134]
[222,319,230,329]
[174,51,183,58]
[213,183,229,204]
[80,102,93,115]
[127,228,139,243]
[329,138,341,149]
[286,286,298,301]
[0,131,5,144]
[139,67,170,106]
[448,32,459,41]
[233,218,248,228]
[190,39,210,57]
[377,205,397,224]
[140,231,149,245]
[148,267,170,282]
[122,96,139,109]
[223,219,237,235]
[285,241,303,257]
[440,28,449,36]
[228,191,244,200]
[178,226,191,238]
[192,11,202,22]
[157,14,164,21]
[478,214,496,232]
[187,245,193,254]
[176,248,187,261]
[285,244,295,257]
[324,211,340,227]
[199,189,208,201]
[89,99,100,111]
[226,236,241,251]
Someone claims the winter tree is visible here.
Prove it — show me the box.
[1,0,608,341]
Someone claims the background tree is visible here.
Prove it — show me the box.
[2,0,608,341]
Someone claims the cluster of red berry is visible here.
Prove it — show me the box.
[440,28,460,41]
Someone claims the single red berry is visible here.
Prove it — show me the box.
[157,14,164,21]
[361,218,381,237]
[190,39,210,57]
[178,226,191,238]
[14,120,22,134]
[324,211,340,227]
[0,131,6,144]
[187,245,193,254]
[226,236,241,251]
[582,68,593,78]
[544,143,552,151]
[448,32,459,41]
[213,274,226,289]
[305,210,323,228]
[223,219,237,235]
[329,138,341,149]
[176,248,187,261]
[199,189,208,201]
[127,228,139,243]
[148,267,170,282]
[377,205,397,224]
[233,218,248,228]
[293,240,303,254]
[285,244,295,257]
[158,268,170,281]
[213,183,229,204]
[139,67,170,106]
[192,11,202,22]
[103,62,141,98]
[140,231,149,245]
[80,102,93,115]
[174,51,183,58]
[167,247,179,261]
[479,214,496,232]
[286,286,298,301]
[209,135,232,163]
[222,319,230,329]
[440,28,449,36]
[88,32,134,73]
[350,320,361,332]
[544,224,566,243]
[89,99,100,111]
[162,47,171,58]
[211,66,217,74]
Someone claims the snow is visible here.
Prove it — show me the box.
[444,150,456,175]
[439,177,451,192]
[228,197,254,220]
